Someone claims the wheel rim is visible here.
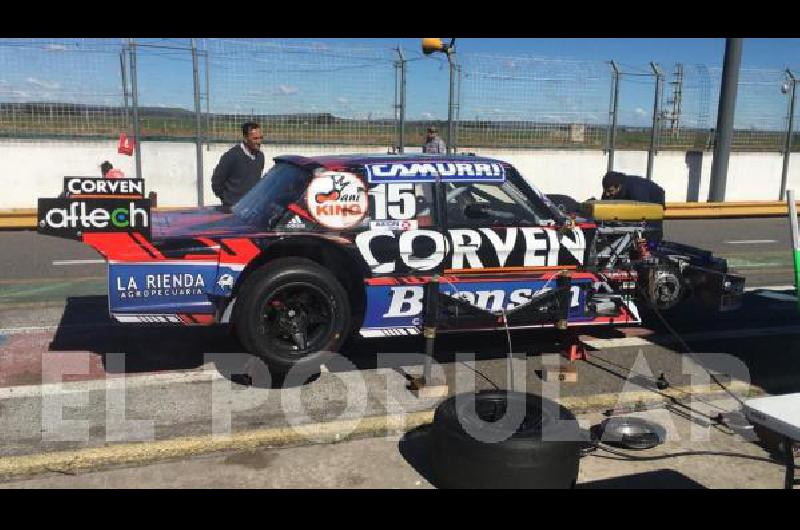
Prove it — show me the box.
[257,281,335,356]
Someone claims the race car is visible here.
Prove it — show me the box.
[37,155,745,374]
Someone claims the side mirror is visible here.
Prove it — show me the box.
[464,203,490,219]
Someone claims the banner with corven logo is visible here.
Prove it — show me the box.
[62,177,145,197]
[37,198,151,240]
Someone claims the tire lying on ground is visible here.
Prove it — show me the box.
[431,390,582,489]
[234,257,351,376]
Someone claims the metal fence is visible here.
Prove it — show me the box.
[203,39,398,145]
[457,54,612,149]
[0,38,129,139]
[0,38,798,157]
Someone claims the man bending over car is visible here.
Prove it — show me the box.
[601,170,665,206]
[601,170,665,240]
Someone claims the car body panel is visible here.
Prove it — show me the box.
[44,154,653,333]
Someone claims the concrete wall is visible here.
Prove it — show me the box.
[2,138,798,208]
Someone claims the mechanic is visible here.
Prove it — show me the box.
[422,126,446,154]
[601,171,665,206]
[211,122,265,212]
[601,170,665,240]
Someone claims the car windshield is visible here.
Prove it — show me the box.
[507,168,567,224]
[233,162,311,229]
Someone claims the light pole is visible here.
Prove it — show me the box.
[607,60,621,173]
[709,38,744,203]
[780,69,797,201]
[422,38,457,154]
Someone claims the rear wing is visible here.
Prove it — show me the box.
[37,177,151,241]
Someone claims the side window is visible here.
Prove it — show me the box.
[445,181,553,227]
[365,182,436,230]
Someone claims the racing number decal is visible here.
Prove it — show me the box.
[369,183,416,221]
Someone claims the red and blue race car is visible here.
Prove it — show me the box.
[37,154,745,374]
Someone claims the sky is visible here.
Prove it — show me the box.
[0,38,799,130]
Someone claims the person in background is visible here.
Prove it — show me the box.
[422,126,446,154]
[212,121,265,212]
[601,170,665,241]
[601,171,665,206]
[100,161,125,179]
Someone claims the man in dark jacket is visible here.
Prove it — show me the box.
[212,122,265,211]
[601,171,665,206]
[601,170,665,240]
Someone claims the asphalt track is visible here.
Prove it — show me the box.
[0,218,799,475]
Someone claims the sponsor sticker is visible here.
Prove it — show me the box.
[284,215,306,229]
[355,226,586,273]
[305,171,367,229]
[63,177,145,196]
[217,273,235,291]
[108,263,216,312]
[113,314,183,324]
[369,219,418,231]
[37,198,151,240]
[365,162,505,184]
[361,279,590,330]
[115,272,207,300]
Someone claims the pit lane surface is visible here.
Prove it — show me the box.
[0,218,799,467]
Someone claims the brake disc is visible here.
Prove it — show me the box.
[648,268,682,311]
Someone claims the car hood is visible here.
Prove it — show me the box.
[151,207,264,239]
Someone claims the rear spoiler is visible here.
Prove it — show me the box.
[36,176,151,241]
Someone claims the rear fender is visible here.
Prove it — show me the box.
[81,233,261,323]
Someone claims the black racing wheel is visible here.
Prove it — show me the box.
[234,257,350,375]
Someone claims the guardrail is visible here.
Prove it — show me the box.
[2,201,798,229]
[663,201,800,219]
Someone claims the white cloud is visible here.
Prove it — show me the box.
[421,112,434,119]
[277,84,298,95]
[336,97,349,105]
[635,107,647,116]
[45,44,67,52]
[26,77,60,90]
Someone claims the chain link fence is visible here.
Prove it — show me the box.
[652,65,796,152]
[204,39,398,146]
[654,64,716,151]
[0,38,797,155]
[456,54,612,149]
[0,38,129,140]
[729,67,792,150]
[131,39,199,141]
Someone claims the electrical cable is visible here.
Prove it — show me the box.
[634,281,747,408]
[581,440,800,469]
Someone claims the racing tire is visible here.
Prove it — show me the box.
[234,258,351,375]
[430,390,582,489]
